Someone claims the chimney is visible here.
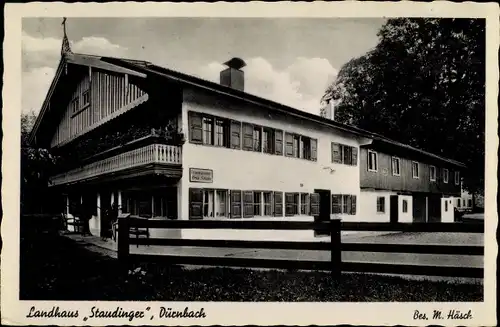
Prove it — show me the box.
[220,57,246,92]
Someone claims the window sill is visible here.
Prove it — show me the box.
[71,104,90,118]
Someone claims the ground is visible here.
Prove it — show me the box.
[20,232,483,302]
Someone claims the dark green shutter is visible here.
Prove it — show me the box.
[230,120,241,149]
[351,147,358,166]
[189,112,203,144]
[242,123,253,151]
[189,188,203,220]
[285,192,294,216]
[274,191,283,216]
[285,133,293,157]
[351,195,357,215]
[311,139,318,161]
[230,190,242,218]
[275,130,283,155]
[243,191,254,218]
[310,193,320,216]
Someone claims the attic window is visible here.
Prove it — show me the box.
[82,90,90,107]
[71,98,80,114]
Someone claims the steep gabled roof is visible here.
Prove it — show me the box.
[28,53,147,145]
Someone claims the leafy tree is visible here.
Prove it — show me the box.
[21,110,59,213]
[323,18,485,199]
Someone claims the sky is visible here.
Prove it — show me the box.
[22,17,386,115]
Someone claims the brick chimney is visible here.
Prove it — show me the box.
[220,57,246,92]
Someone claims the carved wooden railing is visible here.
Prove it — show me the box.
[50,144,182,186]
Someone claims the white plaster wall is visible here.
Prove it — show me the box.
[358,190,397,222]
[180,88,364,225]
[441,197,455,223]
[398,195,413,223]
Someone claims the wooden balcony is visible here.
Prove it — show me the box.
[50,144,182,186]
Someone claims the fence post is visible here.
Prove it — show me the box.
[117,216,130,261]
[330,218,342,278]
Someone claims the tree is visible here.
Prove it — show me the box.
[21,111,59,213]
[323,18,485,196]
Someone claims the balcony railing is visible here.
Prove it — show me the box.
[50,144,182,186]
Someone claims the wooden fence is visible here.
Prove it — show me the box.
[117,218,484,279]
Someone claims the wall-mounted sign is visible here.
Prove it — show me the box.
[189,168,213,183]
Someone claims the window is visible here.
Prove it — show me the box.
[368,150,378,171]
[285,192,299,216]
[377,196,385,213]
[468,199,472,207]
[82,90,90,107]
[216,190,228,217]
[456,199,461,208]
[462,199,466,207]
[402,200,408,213]
[71,97,80,114]
[430,165,437,182]
[243,123,254,151]
[332,143,357,166]
[215,118,228,147]
[445,200,448,212]
[300,137,309,160]
[455,171,460,185]
[203,189,215,218]
[253,126,262,152]
[412,161,419,179]
[332,194,357,215]
[392,157,401,176]
[443,168,449,183]
[202,117,214,145]
[253,192,262,216]
[332,195,342,214]
[300,193,310,215]
[263,128,275,154]
[263,192,273,216]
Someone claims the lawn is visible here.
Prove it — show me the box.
[20,233,483,302]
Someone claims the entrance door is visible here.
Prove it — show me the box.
[314,189,331,236]
[389,195,399,223]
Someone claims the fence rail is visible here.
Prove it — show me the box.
[117,218,484,279]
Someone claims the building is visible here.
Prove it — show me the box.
[28,36,465,240]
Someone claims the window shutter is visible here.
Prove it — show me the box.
[230,190,242,218]
[189,112,203,144]
[189,188,203,220]
[230,120,241,149]
[285,133,294,157]
[351,195,357,215]
[344,195,352,214]
[311,139,318,161]
[332,194,342,214]
[351,147,358,166]
[274,191,283,217]
[284,192,294,216]
[243,191,254,218]
[310,193,320,216]
[242,123,253,151]
[275,130,283,155]
[332,143,342,163]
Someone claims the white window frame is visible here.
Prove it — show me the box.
[455,171,460,186]
[411,161,419,179]
[391,157,401,176]
[376,196,385,213]
[443,168,449,183]
[430,165,436,182]
[368,150,378,172]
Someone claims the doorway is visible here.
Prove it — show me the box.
[390,195,399,223]
[314,189,331,236]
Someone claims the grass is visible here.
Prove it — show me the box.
[20,232,483,302]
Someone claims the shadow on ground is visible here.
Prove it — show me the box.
[20,233,483,302]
